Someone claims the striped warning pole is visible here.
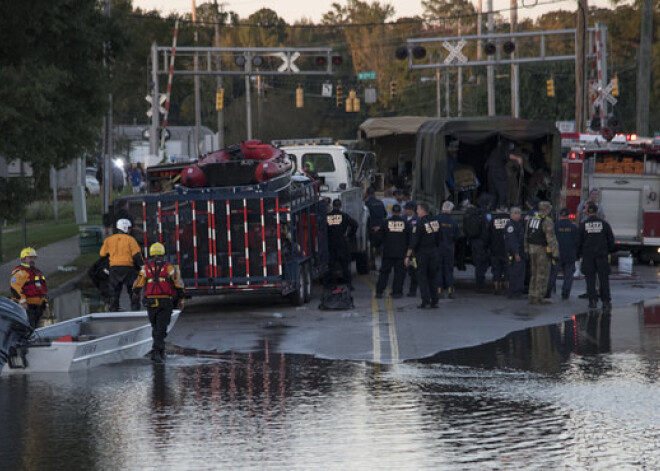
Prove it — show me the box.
[174,201,181,267]
[260,198,267,280]
[226,200,233,284]
[275,197,282,276]
[243,198,250,284]
[141,201,148,260]
[192,200,199,288]
[160,19,179,153]
[594,25,605,129]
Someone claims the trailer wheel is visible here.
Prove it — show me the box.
[303,263,312,303]
[289,265,305,306]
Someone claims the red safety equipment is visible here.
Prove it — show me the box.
[143,262,176,298]
[14,266,48,299]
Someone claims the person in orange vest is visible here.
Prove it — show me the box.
[132,242,185,363]
[10,247,50,328]
[100,218,144,311]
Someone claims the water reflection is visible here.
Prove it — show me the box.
[2,304,659,468]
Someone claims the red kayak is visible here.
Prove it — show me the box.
[181,140,293,188]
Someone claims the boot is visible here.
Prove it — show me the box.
[447,287,455,299]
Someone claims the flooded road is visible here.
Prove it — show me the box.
[2,289,660,469]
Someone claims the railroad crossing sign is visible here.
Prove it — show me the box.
[443,40,467,64]
[592,80,618,107]
[274,51,301,73]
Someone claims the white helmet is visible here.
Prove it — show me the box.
[116,218,132,234]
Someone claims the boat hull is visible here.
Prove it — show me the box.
[2,310,180,374]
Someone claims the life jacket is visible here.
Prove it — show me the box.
[13,265,48,299]
[526,215,547,246]
[143,261,176,298]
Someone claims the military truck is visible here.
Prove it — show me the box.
[412,118,563,267]
[413,117,562,213]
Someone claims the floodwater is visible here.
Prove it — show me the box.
[1,290,660,469]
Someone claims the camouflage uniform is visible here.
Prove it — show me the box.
[524,202,559,304]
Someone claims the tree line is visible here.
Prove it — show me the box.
[0,0,658,210]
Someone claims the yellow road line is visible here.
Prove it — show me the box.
[365,279,381,364]
[386,295,400,364]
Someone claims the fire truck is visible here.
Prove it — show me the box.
[562,134,660,262]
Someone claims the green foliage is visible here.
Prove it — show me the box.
[0,0,118,168]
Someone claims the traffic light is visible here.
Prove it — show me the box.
[346,90,359,113]
[546,78,555,98]
[215,88,224,111]
[612,74,619,97]
[390,81,397,98]
[336,83,343,108]
[296,86,304,108]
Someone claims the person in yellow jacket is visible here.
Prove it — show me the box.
[10,247,50,328]
[100,218,144,311]
[132,242,185,363]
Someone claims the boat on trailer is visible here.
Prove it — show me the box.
[1,310,180,374]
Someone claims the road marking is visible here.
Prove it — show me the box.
[371,294,380,364]
[386,295,400,363]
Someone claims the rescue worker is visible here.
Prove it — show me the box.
[100,218,144,311]
[132,242,185,363]
[489,207,511,295]
[524,201,559,304]
[325,199,358,289]
[404,201,419,297]
[576,202,615,310]
[365,186,387,268]
[10,247,50,328]
[435,201,459,299]
[547,208,578,300]
[466,193,492,289]
[375,204,408,298]
[504,207,526,299]
[302,161,319,181]
[577,188,605,224]
[406,203,440,309]
[485,139,512,210]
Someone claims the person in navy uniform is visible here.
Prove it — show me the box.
[576,202,615,310]
[406,203,440,309]
[375,204,408,298]
[468,193,493,289]
[547,208,578,299]
[504,207,526,299]
[489,207,510,295]
[435,201,459,299]
[403,201,419,297]
[325,199,359,289]
[364,186,387,267]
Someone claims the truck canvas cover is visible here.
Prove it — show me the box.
[414,117,562,212]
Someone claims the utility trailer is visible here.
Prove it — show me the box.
[126,174,327,305]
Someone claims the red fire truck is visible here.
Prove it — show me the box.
[561,134,660,262]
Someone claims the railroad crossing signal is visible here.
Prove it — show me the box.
[546,78,555,98]
[146,93,166,117]
[443,40,467,64]
[592,80,618,107]
[390,81,397,98]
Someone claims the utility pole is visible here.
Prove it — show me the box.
[510,0,519,117]
[214,0,226,149]
[636,0,653,136]
[191,0,201,157]
[487,0,495,116]
[103,0,113,216]
[575,0,587,133]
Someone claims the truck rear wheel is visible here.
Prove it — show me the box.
[289,265,305,306]
[303,263,312,303]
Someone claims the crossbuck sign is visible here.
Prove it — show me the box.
[591,80,618,108]
[274,52,301,73]
[443,40,467,65]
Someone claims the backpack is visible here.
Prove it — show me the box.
[463,207,484,238]
[318,285,354,310]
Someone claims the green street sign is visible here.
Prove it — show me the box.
[358,71,377,80]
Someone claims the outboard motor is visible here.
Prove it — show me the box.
[0,297,33,372]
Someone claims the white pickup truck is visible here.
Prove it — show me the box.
[276,139,375,274]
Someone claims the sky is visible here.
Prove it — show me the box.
[132,0,614,24]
